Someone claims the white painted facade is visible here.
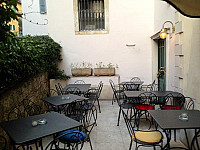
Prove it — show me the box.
[21,0,48,35]
[21,0,200,103]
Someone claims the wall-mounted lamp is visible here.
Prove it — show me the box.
[159,21,175,39]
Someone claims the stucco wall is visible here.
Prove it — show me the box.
[22,0,48,35]
[46,0,154,84]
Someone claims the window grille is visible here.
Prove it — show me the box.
[78,0,105,31]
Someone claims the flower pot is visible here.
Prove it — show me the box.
[71,68,92,77]
[93,68,115,76]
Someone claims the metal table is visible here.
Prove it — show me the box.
[148,110,200,149]
[62,84,91,93]
[42,94,88,113]
[0,112,82,149]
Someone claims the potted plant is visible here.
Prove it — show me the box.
[71,62,92,77]
[93,62,118,76]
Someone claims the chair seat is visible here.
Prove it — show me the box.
[135,104,154,110]
[162,105,181,110]
[58,129,86,143]
[132,130,163,144]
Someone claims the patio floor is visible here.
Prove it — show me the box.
[40,100,187,150]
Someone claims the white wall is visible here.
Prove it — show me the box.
[22,0,48,35]
[46,0,155,85]
[153,0,176,90]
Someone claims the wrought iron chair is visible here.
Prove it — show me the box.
[0,135,7,150]
[109,79,123,105]
[64,87,82,96]
[74,80,86,84]
[22,99,42,116]
[184,97,195,110]
[135,92,157,129]
[130,77,141,82]
[190,129,200,150]
[55,84,63,95]
[45,130,86,150]
[122,109,163,150]
[123,82,140,91]
[87,81,103,113]
[112,86,134,126]
[161,93,185,110]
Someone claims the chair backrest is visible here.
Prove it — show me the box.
[123,83,138,91]
[138,92,157,105]
[184,97,194,110]
[55,84,63,95]
[65,87,81,95]
[0,135,7,150]
[130,77,141,82]
[74,80,85,84]
[162,93,185,109]
[109,79,115,91]
[97,81,103,98]
[7,105,23,121]
[45,130,85,150]
[121,109,134,138]
[22,99,42,116]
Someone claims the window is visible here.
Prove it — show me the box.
[39,0,47,14]
[74,0,109,35]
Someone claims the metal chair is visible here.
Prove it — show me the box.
[130,77,141,82]
[161,93,185,110]
[184,97,195,110]
[45,130,86,150]
[190,129,200,150]
[112,87,134,126]
[74,80,85,84]
[135,92,157,129]
[64,87,81,96]
[109,79,123,105]
[122,109,163,150]
[55,84,63,95]
[0,135,7,150]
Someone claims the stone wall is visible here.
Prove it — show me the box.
[0,72,49,140]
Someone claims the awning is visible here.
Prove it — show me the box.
[162,0,200,18]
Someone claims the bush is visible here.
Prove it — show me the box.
[0,35,70,92]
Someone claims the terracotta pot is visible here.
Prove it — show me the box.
[93,68,115,76]
[71,68,92,76]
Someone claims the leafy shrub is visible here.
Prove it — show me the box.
[0,35,70,92]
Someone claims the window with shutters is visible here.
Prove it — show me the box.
[74,0,109,35]
[39,0,47,14]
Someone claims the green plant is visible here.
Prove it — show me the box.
[0,0,21,42]
[0,35,70,91]
[96,62,118,68]
[71,61,92,69]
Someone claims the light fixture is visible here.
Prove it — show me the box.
[159,21,175,39]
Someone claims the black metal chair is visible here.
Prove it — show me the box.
[190,129,200,150]
[74,80,86,84]
[109,79,123,105]
[130,77,141,82]
[55,84,63,95]
[161,93,185,110]
[184,97,195,110]
[64,87,82,96]
[0,135,7,150]
[134,92,157,130]
[45,130,86,150]
[112,86,134,126]
[88,81,103,113]
[122,109,163,150]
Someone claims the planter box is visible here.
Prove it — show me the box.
[94,68,115,76]
[71,68,92,77]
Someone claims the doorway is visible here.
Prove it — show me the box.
[158,39,166,91]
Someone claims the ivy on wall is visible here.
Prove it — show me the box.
[0,35,70,92]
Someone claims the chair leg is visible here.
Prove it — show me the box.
[117,107,122,126]
[96,98,101,113]
[88,136,93,150]
[129,140,133,150]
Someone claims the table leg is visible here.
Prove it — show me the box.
[163,129,171,150]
